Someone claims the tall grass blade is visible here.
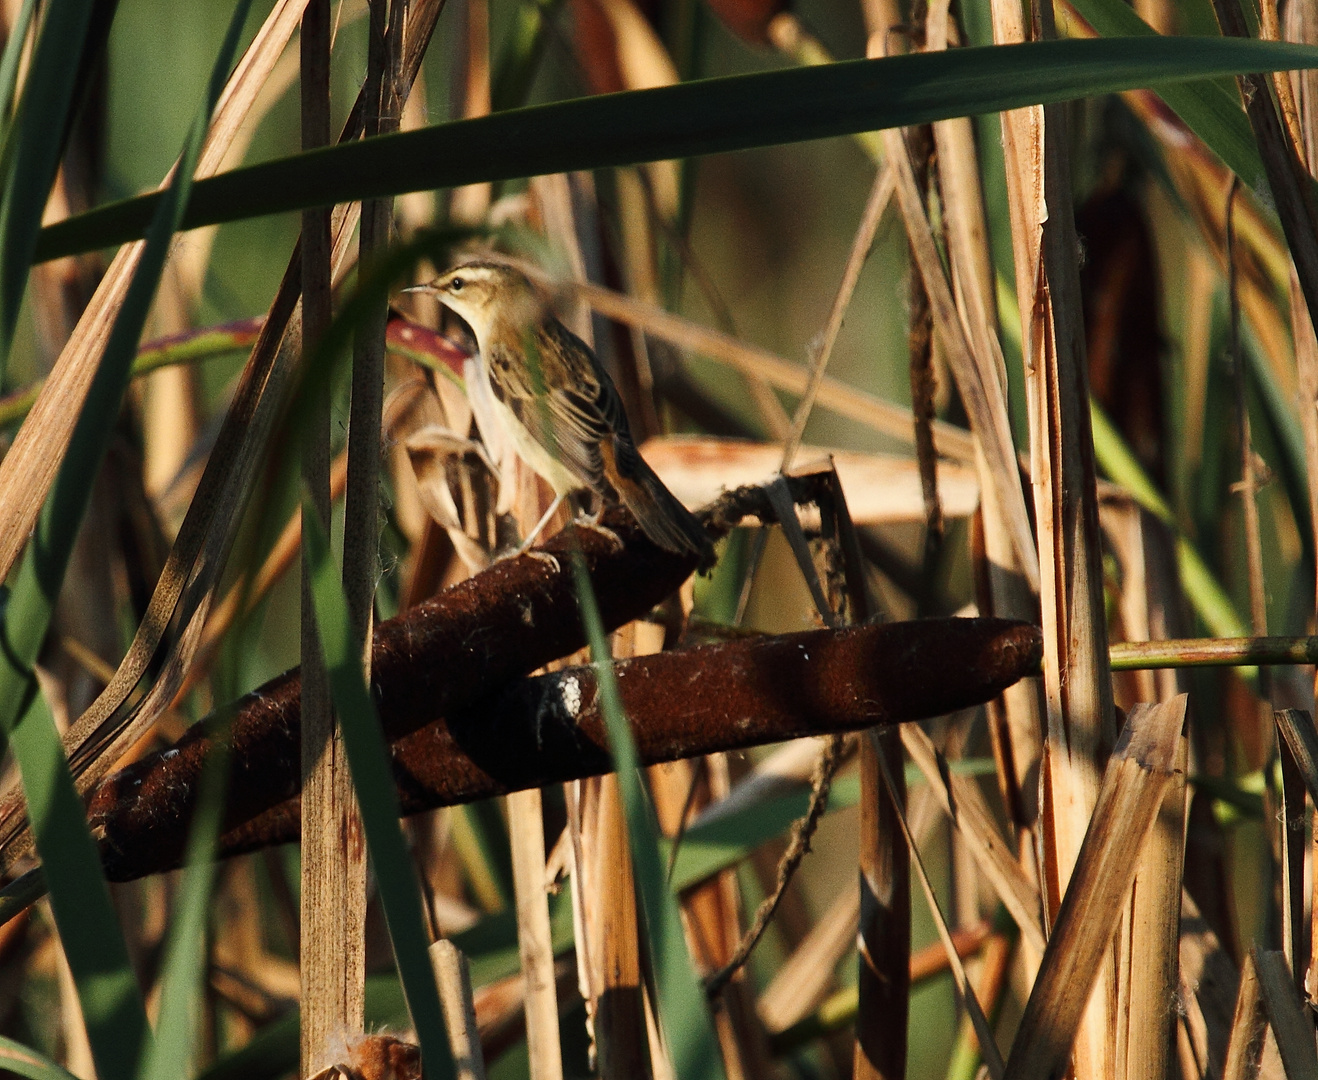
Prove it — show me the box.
[302,497,455,1079]
[135,743,229,1080]
[1065,0,1264,182]
[0,0,98,375]
[0,0,39,137]
[34,36,1318,261]
[567,549,726,1080]
[0,1034,81,1080]
[0,692,149,1080]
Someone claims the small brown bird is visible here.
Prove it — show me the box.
[413,258,713,563]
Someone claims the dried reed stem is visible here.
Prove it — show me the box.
[508,787,565,1080]
[901,724,1046,955]
[779,163,894,471]
[875,734,1004,1079]
[853,731,908,1080]
[430,940,487,1080]
[299,0,366,1067]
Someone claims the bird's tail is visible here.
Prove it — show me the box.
[608,438,715,567]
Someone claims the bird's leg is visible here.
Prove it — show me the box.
[508,492,567,569]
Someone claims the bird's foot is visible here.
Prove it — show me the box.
[520,548,562,573]
[574,511,624,551]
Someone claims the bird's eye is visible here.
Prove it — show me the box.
[449,277,464,292]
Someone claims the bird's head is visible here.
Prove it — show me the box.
[410,259,544,346]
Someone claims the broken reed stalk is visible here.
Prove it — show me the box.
[1117,714,1187,1080]
[1000,0,1115,1060]
[989,17,1114,1057]
[1001,696,1187,1080]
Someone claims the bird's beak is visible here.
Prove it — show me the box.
[402,283,437,294]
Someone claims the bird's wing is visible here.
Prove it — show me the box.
[484,320,631,494]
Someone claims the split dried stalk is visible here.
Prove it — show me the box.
[1001,696,1187,1080]
[1116,717,1187,1080]
[989,0,1116,1068]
